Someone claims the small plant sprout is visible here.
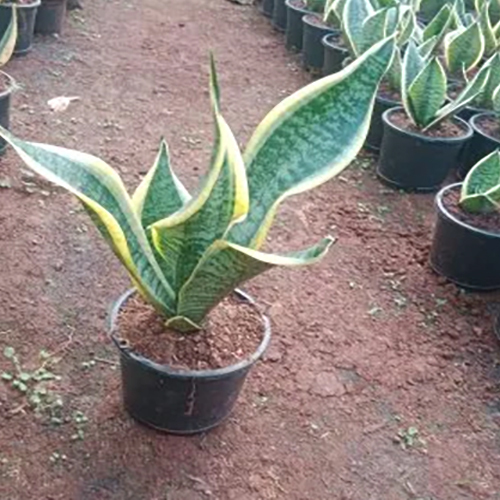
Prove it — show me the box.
[396,426,426,450]
[460,149,500,213]
[71,410,88,441]
[1,346,63,417]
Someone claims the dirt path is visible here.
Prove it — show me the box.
[0,0,499,499]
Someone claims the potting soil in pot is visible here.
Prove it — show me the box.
[118,294,264,370]
[390,110,468,138]
[474,114,500,141]
[443,188,500,233]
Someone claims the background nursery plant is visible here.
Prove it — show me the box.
[431,150,500,289]
[377,40,491,190]
[0,37,396,433]
[462,62,500,177]
[0,0,40,55]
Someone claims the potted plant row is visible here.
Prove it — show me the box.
[0,38,396,434]
[340,0,416,150]
[285,0,319,51]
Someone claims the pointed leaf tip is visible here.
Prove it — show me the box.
[209,53,221,112]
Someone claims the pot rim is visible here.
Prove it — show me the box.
[375,91,400,106]
[382,106,473,143]
[108,288,272,379]
[321,32,348,51]
[285,0,310,13]
[302,12,337,31]
[470,112,500,144]
[0,0,41,8]
[436,182,500,238]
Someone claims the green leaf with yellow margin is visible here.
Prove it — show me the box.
[0,5,17,67]
[424,63,490,130]
[151,111,249,293]
[132,139,190,229]
[227,36,396,250]
[401,40,426,125]
[168,237,335,332]
[461,149,500,213]
[343,0,375,56]
[150,57,248,292]
[360,7,392,53]
[407,57,447,128]
[397,7,416,47]
[444,21,485,76]
[422,3,452,42]
[474,53,500,109]
[479,0,497,57]
[419,0,443,22]
[0,128,176,316]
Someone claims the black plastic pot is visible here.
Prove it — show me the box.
[0,1,40,56]
[365,94,400,152]
[302,14,336,72]
[459,112,500,179]
[430,183,500,290]
[0,72,14,155]
[35,0,66,35]
[322,32,348,76]
[285,0,310,52]
[457,105,487,123]
[261,0,274,17]
[377,107,473,191]
[109,289,271,434]
[272,0,287,31]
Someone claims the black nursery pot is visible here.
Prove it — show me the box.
[109,289,271,435]
[365,94,400,152]
[272,0,287,32]
[456,105,486,123]
[0,73,15,155]
[459,112,500,179]
[430,183,500,290]
[285,0,310,52]
[302,14,336,72]
[377,107,472,191]
[35,0,66,35]
[321,32,348,76]
[261,0,274,17]
[0,1,41,56]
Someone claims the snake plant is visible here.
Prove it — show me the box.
[0,5,16,67]
[476,0,498,57]
[420,2,454,56]
[461,149,500,213]
[444,19,485,77]
[342,0,415,56]
[401,40,490,130]
[0,38,395,332]
[470,52,500,109]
